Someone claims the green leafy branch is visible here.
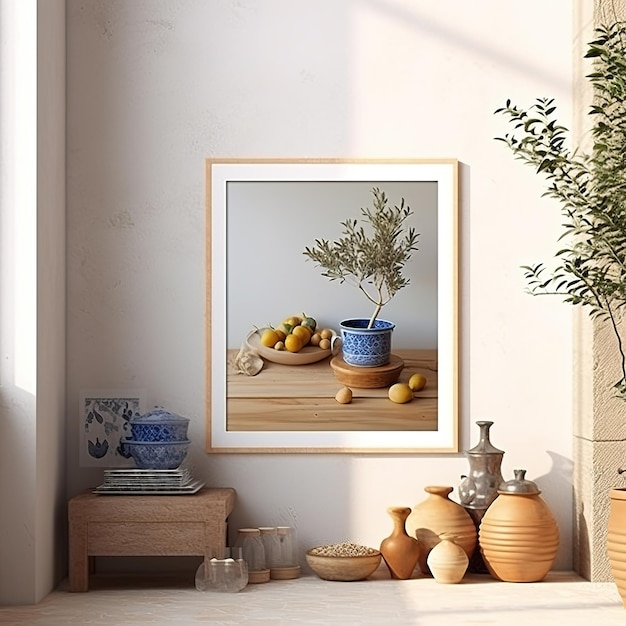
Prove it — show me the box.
[494,22,626,399]
[303,187,419,328]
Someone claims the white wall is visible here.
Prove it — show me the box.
[66,0,575,570]
[0,0,66,604]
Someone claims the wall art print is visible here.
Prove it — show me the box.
[206,158,459,453]
[79,389,147,467]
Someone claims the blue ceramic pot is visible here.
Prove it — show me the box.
[337,318,394,367]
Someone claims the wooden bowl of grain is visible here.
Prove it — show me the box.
[305,542,381,581]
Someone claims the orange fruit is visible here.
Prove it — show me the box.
[285,334,304,353]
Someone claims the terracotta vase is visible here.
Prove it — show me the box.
[479,470,559,583]
[380,506,420,579]
[405,486,477,576]
[607,488,626,608]
[427,533,469,584]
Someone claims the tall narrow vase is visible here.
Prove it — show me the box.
[405,486,477,576]
[607,488,626,608]
[458,420,505,574]
[379,506,420,579]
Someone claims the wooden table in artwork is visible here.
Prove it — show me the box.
[68,487,236,592]
[227,349,438,432]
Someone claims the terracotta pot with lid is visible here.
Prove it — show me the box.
[478,469,559,582]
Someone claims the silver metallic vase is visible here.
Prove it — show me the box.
[458,420,505,573]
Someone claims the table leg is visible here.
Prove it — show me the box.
[68,515,89,592]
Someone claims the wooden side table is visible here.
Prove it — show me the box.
[68,487,236,592]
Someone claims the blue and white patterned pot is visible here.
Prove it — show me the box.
[337,318,394,367]
[129,407,190,442]
[124,439,190,470]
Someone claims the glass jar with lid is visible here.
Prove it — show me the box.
[259,527,282,571]
[272,526,300,578]
[234,528,270,583]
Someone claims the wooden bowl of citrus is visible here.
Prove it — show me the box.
[247,315,337,366]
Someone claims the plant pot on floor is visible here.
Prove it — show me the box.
[607,488,626,608]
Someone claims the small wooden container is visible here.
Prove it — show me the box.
[270,565,301,580]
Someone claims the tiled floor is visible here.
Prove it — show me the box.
[0,569,624,625]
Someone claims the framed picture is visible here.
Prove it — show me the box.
[79,389,147,467]
[206,158,459,453]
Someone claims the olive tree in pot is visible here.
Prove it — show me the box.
[494,21,626,605]
[303,187,419,368]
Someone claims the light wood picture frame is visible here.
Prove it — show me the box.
[206,158,459,453]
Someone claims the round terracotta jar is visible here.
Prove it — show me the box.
[479,470,559,583]
[405,486,477,576]
[427,533,469,584]
[607,488,626,607]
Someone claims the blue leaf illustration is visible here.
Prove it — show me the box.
[88,437,109,459]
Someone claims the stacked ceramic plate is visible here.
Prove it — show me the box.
[93,465,204,495]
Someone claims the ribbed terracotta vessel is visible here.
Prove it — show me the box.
[405,486,477,575]
[427,533,469,584]
[479,471,559,583]
[380,506,420,580]
[607,488,626,608]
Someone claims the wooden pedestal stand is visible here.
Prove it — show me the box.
[330,354,404,388]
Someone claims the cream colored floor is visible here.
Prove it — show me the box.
[0,569,624,626]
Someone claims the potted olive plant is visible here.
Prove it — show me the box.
[303,187,419,367]
[494,21,626,605]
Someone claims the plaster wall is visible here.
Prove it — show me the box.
[66,0,576,571]
[572,0,626,582]
[0,0,66,604]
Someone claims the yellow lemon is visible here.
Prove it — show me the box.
[260,328,280,348]
[408,373,427,392]
[291,325,312,345]
[282,315,302,328]
[388,383,413,404]
[285,334,304,353]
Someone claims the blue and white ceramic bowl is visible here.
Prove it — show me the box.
[129,407,190,442]
[125,439,190,470]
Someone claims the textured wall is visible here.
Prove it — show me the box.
[572,0,626,582]
[66,0,575,571]
[0,0,66,604]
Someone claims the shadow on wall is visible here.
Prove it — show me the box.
[532,450,574,570]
